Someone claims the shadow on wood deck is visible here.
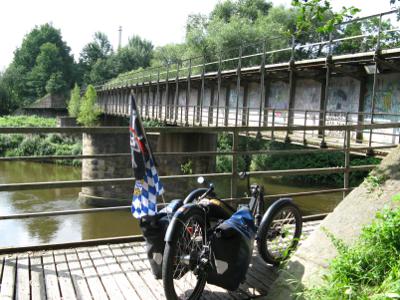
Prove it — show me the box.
[0,221,320,299]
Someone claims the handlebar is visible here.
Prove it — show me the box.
[199,183,214,200]
[183,188,209,204]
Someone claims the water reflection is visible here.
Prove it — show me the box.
[0,161,342,248]
[80,211,140,240]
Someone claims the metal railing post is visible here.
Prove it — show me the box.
[185,59,192,126]
[156,68,161,121]
[200,58,206,126]
[235,46,243,127]
[259,41,266,128]
[343,128,351,198]
[216,54,222,128]
[231,129,239,198]
[303,110,308,144]
[368,13,383,155]
[149,73,153,119]
[165,64,170,123]
[264,107,269,127]
[320,32,333,148]
[174,62,180,124]
[286,35,296,143]
[271,108,275,140]
[193,105,196,127]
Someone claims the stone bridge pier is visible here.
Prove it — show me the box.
[79,115,217,207]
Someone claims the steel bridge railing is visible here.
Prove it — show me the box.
[96,99,400,149]
[0,123,399,250]
[93,9,400,159]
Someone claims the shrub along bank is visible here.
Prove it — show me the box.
[216,133,381,188]
[0,116,162,166]
[0,116,81,166]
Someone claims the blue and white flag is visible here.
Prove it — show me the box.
[129,95,164,219]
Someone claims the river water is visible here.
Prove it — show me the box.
[0,161,342,248]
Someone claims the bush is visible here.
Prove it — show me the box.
[143,119,163,127]
[0,134,24,155]
[216,133,381,187]
[77,85,101,126]
[0,116,82,166]
[303,206,400,299]
[67,83,81,117]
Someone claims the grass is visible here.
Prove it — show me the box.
[365,172,388,194]
[0,115,56,127]
[301,206,400,300]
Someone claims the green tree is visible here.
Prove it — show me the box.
[79,32,113,83]
[45,72,67,94]
[1,23,75,106]
[85,35,154,85]
[67,84,81,117]
[0,74,12,115]
[29,42,65,96]
[152,43,188,66]
[87,58,116,84]
[211,0,272,22]
[80,32,113,67]
[291,0,360,35]
[184,0,285,65]
[77,85,101,126]
[114,35,154,73]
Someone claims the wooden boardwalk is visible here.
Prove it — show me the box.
[0,221,320,300]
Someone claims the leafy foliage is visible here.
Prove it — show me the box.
[0,116,81,166]
[0,115,56,127]
[79,33,153,85]
[77,85,101,126]
[80,32,113,70]
[79,32,114,84]
[0,24,75,108]
[291,0,360,35]
[0,72,13,115]
[216,133,380,187]
[303,207,400,299]
[2,134,82,166]
[67,84,81,118]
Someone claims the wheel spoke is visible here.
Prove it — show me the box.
[170,215,207,299]
[266,207,298,260]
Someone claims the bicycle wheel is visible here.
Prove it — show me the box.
[162,208,207,300]
[257,200,302,266]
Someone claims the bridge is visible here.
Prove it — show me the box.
[95,10,400,150]
[1,10,400,300]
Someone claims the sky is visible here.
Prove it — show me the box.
[0,0,396,71]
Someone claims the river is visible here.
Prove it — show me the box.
[0,161,342,248]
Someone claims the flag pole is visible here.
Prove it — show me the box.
[130,94,169,213]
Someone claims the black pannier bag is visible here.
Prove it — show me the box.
[207,208,257,291]
[139,199,183,279]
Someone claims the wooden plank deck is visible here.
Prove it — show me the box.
[0,221,320,300]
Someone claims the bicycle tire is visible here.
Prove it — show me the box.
[162,208,207,300]
[257,200,302,266]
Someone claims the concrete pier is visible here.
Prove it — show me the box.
[79,116,217,206]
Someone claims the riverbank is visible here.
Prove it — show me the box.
[0,116,381,186]
[0,116,82,166]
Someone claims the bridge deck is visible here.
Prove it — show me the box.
[0,221,320,300]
